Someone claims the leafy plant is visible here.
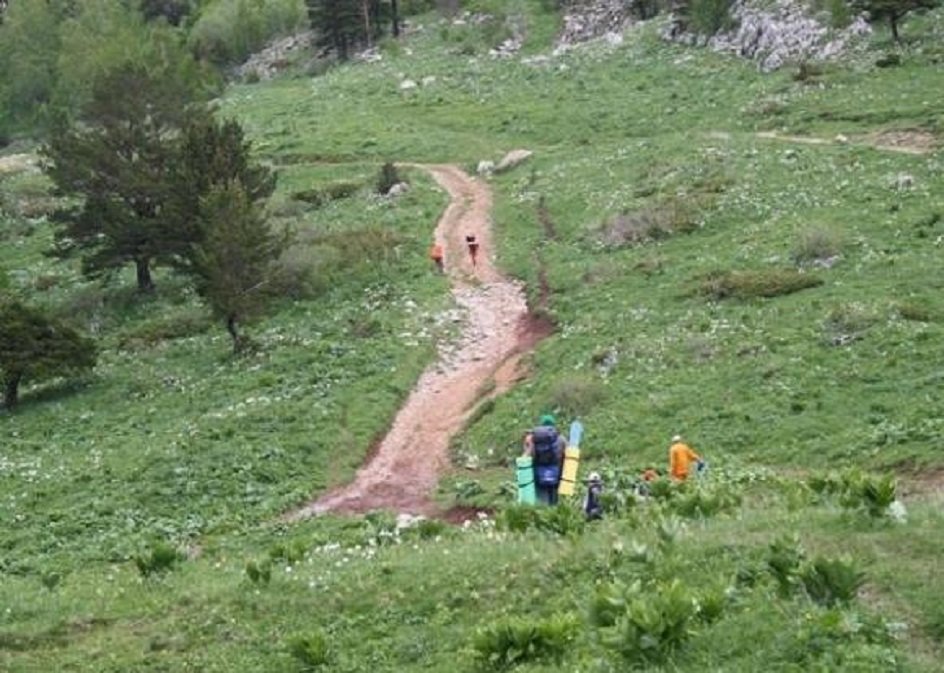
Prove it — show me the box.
[287,630,331,669]
[800,556,865,607]
[599,579,698,665]
[471,613,577,669]
[245,560,272,585]
[766,534,805,597]
[134,541,183,578]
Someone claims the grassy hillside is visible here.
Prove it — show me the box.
[2,2,944,671]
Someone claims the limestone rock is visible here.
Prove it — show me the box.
[495,149,533,173]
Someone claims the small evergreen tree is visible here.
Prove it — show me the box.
[0,298,97,409]
[43,64,202,292]
[851,0,940,42]
[171,114,277,274]
[307,0,396,59]
[191,182,289,353]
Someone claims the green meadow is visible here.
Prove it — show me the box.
[2,3,944,670]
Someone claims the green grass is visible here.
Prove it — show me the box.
[2,4,944,670]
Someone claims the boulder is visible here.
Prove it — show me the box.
[495,149,533,173]
[476,160,495,176]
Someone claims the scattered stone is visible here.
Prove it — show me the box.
[476,160,495,176]
[893,173,914,191]
[421,75,437,86]
[835,133,849,144]
[495,149,533,173]
[399,79,418,90]
[387,182,410,197]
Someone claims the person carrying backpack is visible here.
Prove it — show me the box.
[522,414,566,505]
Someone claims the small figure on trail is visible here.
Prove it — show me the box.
[523,414,567,505]
[465,233,479,267]
[669,434,703,482]
[583,471,604,520]
[429,242,444,273]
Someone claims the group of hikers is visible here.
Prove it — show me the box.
[428,234,479,273]
[522,415,705,520]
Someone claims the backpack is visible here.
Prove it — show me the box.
[532,426,561,486]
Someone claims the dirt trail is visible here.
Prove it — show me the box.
[288,165,548,519]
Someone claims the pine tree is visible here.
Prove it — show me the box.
[191,182,289,354]
[43,64,201,292]
[0,298,97,409]
[170,114,277,274]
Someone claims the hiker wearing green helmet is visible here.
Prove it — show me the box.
[522,414,567,505]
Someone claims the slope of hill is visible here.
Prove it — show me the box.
[2,2,943,671]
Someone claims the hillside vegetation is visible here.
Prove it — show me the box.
[2,1,944,671]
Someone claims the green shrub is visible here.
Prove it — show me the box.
[189,0,306,66]
[117,309,213,349]
[792,226,844,264]
[545,373,606,417]
[671,485,741,519]
[471,613,577,669]
[292,180,362,207]
[800,556,865,606]
[699,268,823,300]
[287,630,331,669]
[134,541,183,578]
[245,559,272,585]
[838,471,897,518]
[596,196,700,248]
[766,534,805,597]
[598,579,698,665]
[689,0,737,35]
[377,162,401,195]
[821,303,876,345]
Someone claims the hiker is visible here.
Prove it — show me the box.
[636,466,659,497]
[522,414,566,505]
[429,242,444,273]
[465,234,479,267]
[583,472,604,520]
[669,434,704,481]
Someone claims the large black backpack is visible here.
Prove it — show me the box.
[532,426,559,466]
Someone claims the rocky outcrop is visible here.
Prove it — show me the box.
[558,0,634,46]
[236,31,316,81]
[664,0,871,71]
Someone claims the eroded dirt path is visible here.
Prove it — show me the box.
[288,165,548,519]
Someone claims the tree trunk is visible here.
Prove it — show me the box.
[226,314,242,354]
[362,0,372,47]
[135,258,155,293]
[890,16,900,43]
[4,373,20,410]
[391,0,399,37]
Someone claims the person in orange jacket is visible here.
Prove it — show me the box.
[429,242,444,273]
[669,434,703,481]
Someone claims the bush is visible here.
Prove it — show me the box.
[134,541,183,578]
[838,471,897,518]
[699,268,823,300]
[471,613,577,669]
[792,226,844,264]
[291,180,362,208]
[376,162,401,195]
[597,197,700,248]
[188,0,306,66]
[545,373,606,417]
[245,559,272,585]
[766,534,805,597]
[597,579,699,665]
[800,556,865,606]
[287,630,331,669]
[688,0,737,35]
[822,303,876,346]
[117,309,213,349]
